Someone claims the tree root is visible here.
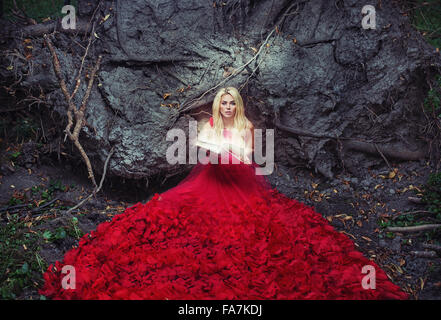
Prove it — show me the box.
[386,224,441,233]
[422,243,441,253]
[65,146,115,214]
[343,140,427,161]
[43,33,102,188]
[18,18,93,37]
[275,121,427,161]
[411,251,439,258]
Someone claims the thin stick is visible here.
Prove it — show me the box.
[66,146,115,214]
[44,33,102,189]
[410,251,438,258]
[386,224,441,233]
[179,28,276,114]
[374,143,392,170]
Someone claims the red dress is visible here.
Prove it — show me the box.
[39,117,408,299]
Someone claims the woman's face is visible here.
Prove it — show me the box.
[219,94,236,119]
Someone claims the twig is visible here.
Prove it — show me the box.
[422,243,441,253]
[31,197,59,213]
[408,196,423,204]
[178,27,277,115]
[410,251,438,258]
[66,146,115,214]
[70,23,95,100]
[391,210,433,221]
[0,203,29,213]
[386,224,441,233]
[374,143,392,170]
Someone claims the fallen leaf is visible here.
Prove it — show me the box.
[340,231,356,239]
[388,170,397,179]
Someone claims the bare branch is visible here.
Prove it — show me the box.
[66,146,115,214]
[43,33,103,190]
[386,224,441,233]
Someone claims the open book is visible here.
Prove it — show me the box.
[195,139,250,164]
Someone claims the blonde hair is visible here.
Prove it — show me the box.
[211,87,249,144]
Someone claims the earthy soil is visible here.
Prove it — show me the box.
[1,144,440,300]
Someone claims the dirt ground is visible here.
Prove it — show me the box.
[0,146,440,300]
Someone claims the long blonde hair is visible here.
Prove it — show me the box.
[211,87,249,144]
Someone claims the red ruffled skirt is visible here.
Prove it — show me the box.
[39,157,408,299]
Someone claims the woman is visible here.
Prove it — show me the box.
[39,87,408,300]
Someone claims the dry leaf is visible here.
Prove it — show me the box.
[388,169,398,179]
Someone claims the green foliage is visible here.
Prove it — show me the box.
[421,171,441,214]
[3,0,78,23]
[42,228,66,242]
[48,179,68,193]
[42,217,83,243]
[8,151,21,160]
[12,118,38,142]
[8,196,23,206]
[423,74,441,118]
[410,0,441,49]
[0,214,46,299]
